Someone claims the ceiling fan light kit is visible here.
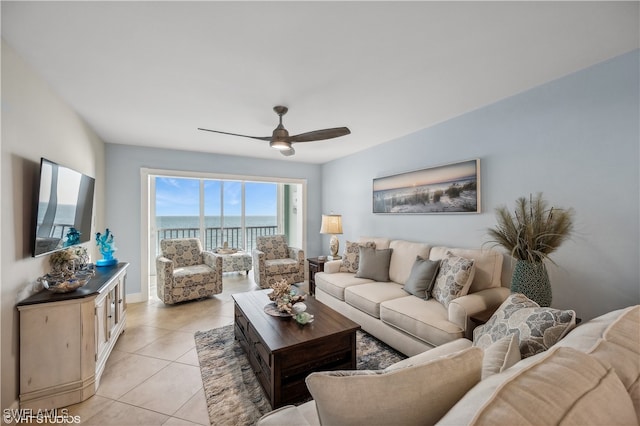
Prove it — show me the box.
[199,106,350,157]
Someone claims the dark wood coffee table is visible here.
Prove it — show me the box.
[232,290,361,408]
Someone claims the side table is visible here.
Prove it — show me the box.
[467,307,497,340]
[307,257,326,296]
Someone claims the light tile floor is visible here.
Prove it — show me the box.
[66,273,261,425]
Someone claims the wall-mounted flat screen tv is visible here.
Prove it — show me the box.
[32,158,95,257]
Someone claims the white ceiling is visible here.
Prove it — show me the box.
[2,1,638,164]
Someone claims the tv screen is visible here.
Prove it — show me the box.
[32,158,95,257]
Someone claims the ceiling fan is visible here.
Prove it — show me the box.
[198,106,351,156]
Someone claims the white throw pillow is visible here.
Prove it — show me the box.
[481,334,521,379]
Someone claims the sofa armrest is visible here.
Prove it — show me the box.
[448,287,511,335]
[258,402,319,426]
[385,338,473,372]
[323,260,343,273]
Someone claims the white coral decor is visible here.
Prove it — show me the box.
[268,279,305,314]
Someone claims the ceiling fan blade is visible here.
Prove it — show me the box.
[280,147,295,157]
[289,127,351,143]
[197,128,272,141]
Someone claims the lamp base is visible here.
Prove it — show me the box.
[329,234,341,259]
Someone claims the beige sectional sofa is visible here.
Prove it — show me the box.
[258,305,640,426]
[314,237,510,356]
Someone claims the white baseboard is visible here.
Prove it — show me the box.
[126,292,145,304]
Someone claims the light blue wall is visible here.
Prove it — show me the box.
[105,145,323,295]
[321,50,639,321]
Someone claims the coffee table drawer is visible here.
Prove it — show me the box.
[248,322,271,369]
[278,332,353,370]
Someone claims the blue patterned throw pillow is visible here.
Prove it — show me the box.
[473,293,577,358]
[431,251,476,308]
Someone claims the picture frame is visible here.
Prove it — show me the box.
[373,159,481,214]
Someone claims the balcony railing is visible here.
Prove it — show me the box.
[156,225,278,255]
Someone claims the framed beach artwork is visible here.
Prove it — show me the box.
[373,159,481,214]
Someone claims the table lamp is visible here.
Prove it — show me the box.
[320,214,343,260]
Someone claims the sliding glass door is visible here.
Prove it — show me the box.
[153,177,280,254]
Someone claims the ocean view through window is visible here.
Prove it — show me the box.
[154,177,278,253]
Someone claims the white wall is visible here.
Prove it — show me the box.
[321,50,640,322]
[104,144,323,298]
[1,42,106,410]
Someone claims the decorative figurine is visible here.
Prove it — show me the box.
[63,227,81,247]
[292,302,314,325]
[95,228,118,267]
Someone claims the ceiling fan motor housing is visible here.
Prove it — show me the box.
[270,125,291,149]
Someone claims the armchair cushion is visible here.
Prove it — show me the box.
[160,238,204,267]
[257,234,289,260]
[173,264,219,288]
[264,258,301,275]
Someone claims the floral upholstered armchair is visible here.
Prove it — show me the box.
[252,234,305,289]
[156,238,223,304]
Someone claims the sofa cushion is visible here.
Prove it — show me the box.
[403,256,440,299]
[306,347,482,426]
[431,252,476,308]
[355,247,392,282]
[380,296,464,346]
[358,236,391,249]
[315,272,373,301]
[388,240,431,284]
[481,334,521,379]
[555,305,640,422]
[344,282,409,318]
[437,346,638,426]
[339,240,376,273]
[429,247,503,293]
[473,293,576,358]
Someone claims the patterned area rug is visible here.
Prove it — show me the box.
[194,324,405,426]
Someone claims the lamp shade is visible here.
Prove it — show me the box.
[320,214,343,235]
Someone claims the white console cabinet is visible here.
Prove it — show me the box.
[17,263,128,409]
